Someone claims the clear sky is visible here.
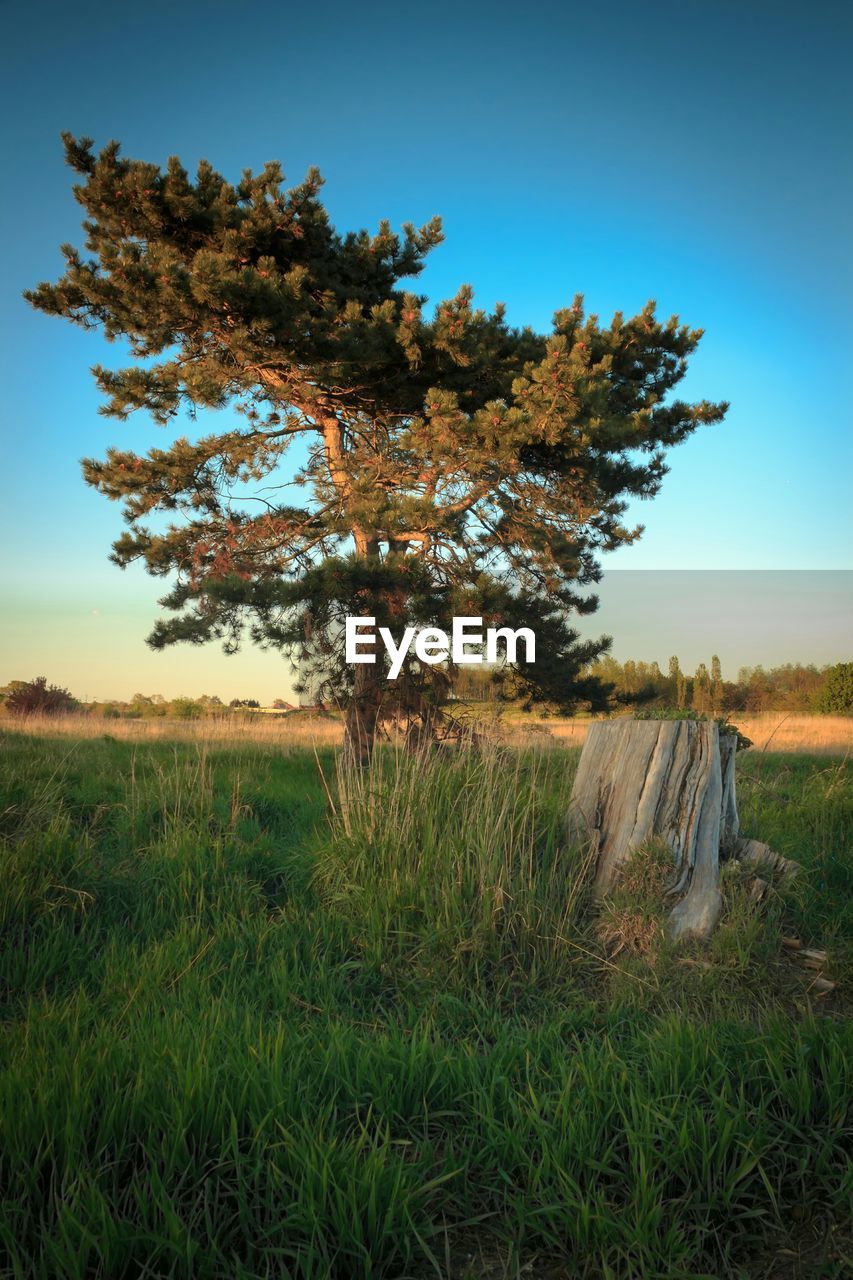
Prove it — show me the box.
[1,0,851,701]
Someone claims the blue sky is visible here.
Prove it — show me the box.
[1,0,850,700]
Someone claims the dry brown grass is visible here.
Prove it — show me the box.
[1,710,849,756]
[594,840,672,960]
[734,713,853,755]
[534,713,852,756]
[0,711,345,751]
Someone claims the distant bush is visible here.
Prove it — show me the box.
[130,694,168,718]
[4,676,78,717]
[170,698,203,720]
[815,662,853,714]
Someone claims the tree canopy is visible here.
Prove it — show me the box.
[815,662,853,715]
[27,135,727,755]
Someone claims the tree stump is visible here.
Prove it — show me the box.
[568,719,746,941]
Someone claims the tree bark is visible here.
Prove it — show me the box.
[344,660,383,767]
[567,719,745,941]
[734,837,800,883]
[343,529,384,765]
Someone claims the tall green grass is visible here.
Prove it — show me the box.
[738,753,853,972]
[313,746,596,996]
[0,730,850,1278]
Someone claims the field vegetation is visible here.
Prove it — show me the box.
[0,726,850,1278]
[1,708,851,758]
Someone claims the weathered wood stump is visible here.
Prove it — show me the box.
[567,718,794,942]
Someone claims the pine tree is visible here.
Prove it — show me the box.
[669,656,688,709]
[710,653,723,712]
[692,662,712,716]
[27,136,727,759]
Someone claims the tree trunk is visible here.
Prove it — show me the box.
[567,719,744,941]
[344,660,383,767]
[344,529,384,766]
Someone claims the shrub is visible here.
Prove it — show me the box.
[4,677,78,717]
[170,697,203,720]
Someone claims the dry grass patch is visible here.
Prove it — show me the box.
[0,710,344,750]
[529,713,852,755]
[2,708,849,759]
[595,840,673,959]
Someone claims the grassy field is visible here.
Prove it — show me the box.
[0,728,850,1278]
[1,710,851,756]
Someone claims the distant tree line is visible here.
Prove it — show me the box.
[0,683,305,721]
[452,657,852,715]
[1,660,850,719]
[582,656,851,715]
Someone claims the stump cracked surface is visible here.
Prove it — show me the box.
[568,719,748,941]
